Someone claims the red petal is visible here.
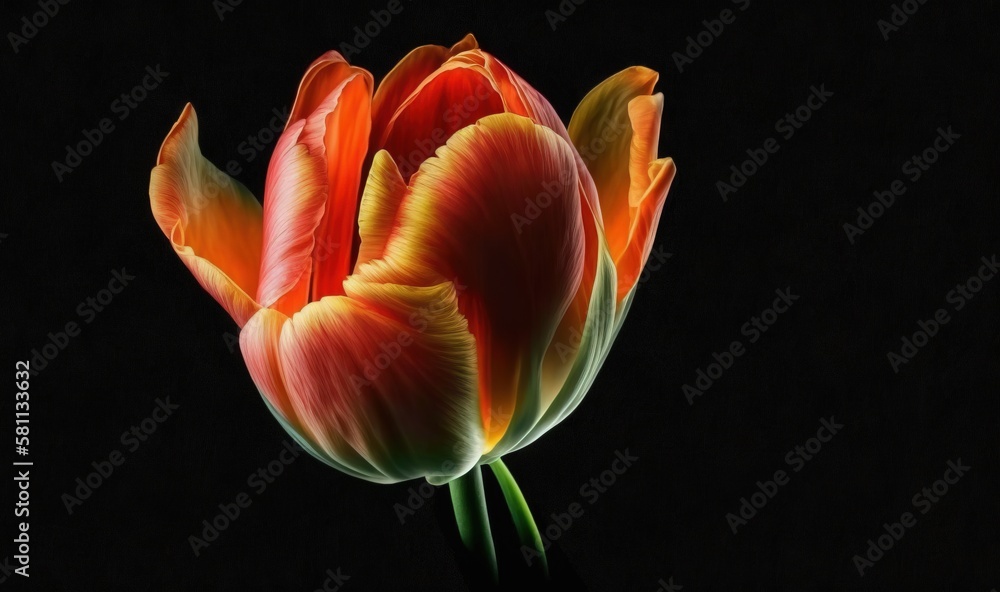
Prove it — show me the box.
[307,73,373,300]
[240,306,388,481]
[258,73,374,312]
[277,281,482,483]
[370,34,479,154]
[287,51,371,127]
[376,61,506,180]
[256,119,327,315]
[354,114,585,451]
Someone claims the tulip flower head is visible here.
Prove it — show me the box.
[150,34,674,580]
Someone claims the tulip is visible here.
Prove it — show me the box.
[149,34,674,581]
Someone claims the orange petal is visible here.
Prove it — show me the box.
[304,73,373,301]
[568,67,675,301]
[355,150,407,268]
[149,104,262,327]
[240,306,380,481]
[467,51,570,142]
[462,50,604,225]
[375,44,606,231]
[287,51,371,127]
[257,73,374,313]
[277,281,482,483]
[256,119,328,315]
[539,190,604,406]
[375,59,506,180]
[355,113,585,454]
[568,67,656,247]
[614,157,676,301]
[452,54,612,409]
[627,94,663,205]
[517,229,618,456]
[240,308,297,424]
[371,34,478,153]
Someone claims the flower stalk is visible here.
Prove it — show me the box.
[449,466,498,585]
[489,459,549,578]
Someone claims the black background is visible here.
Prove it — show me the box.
[2,0,998,590]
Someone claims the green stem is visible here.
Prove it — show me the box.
[449,466,498,585]
[489,459,549,578]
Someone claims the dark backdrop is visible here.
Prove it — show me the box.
[2,1,998,590]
